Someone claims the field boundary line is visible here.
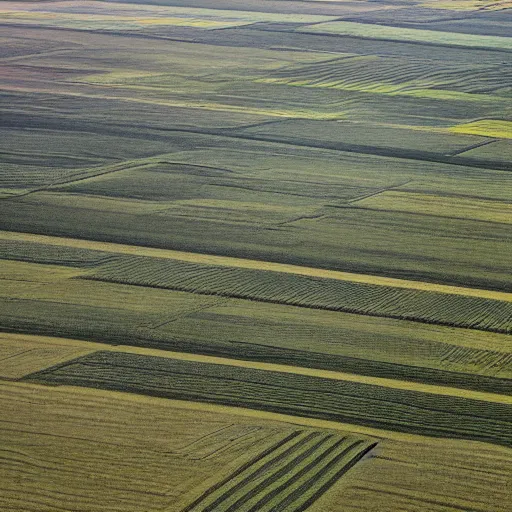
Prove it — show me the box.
[2,333,510,405]
[1,230,511,303]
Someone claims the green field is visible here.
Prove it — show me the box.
[1,0,511,510]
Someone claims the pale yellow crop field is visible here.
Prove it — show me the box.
[0,380,302,512]
[450,120,512,139]
[1,380,509,512]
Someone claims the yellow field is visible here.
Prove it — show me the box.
[0,11,250,30]
[2,230,511,303]
[421,0,512,11]
[310,433,512,512]
[450,120,512,139]
[0,259,85,282]
[256,77,501,103]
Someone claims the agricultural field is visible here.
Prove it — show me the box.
[1,0,511,511]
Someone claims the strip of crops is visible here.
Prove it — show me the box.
[441,345,512,375]
[26,351,512,446]
[0,167,79,188]
[0,240,114,268]
[85,256,512,334]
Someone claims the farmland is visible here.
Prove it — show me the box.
[1,0,511,510]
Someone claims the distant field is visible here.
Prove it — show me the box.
[355,190,512,224]
[298,21,512,51]
[450,120,512,139]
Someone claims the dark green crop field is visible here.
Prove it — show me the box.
[1,0,511,510]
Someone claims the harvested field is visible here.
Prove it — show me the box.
[4,379,509,512]
[0,380,320,512]
[185,432,376,512]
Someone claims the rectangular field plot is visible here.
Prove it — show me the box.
[0,239,114,268]
[309,435,512,512]
[85,255,512,334]
[239,120,485,159]
[25,351,512,446]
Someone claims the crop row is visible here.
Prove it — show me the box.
[185,429,375,512]
[2,294,510,395]
[26,351,512,446]
[0,166,80,187]
[86,256,512,334]
[441,345,512,375]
